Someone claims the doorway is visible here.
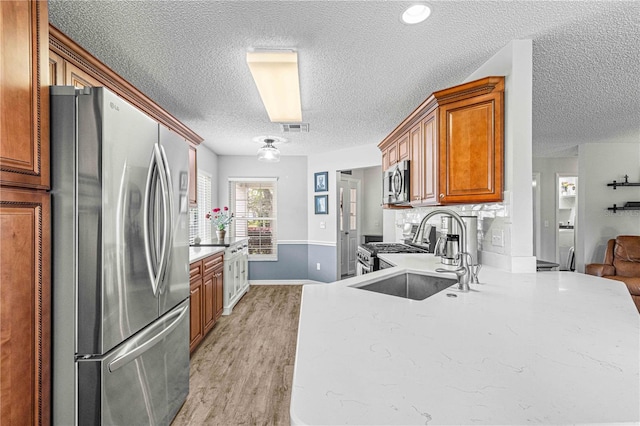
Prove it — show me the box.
[556,174,577,271]
[337,175,360,278]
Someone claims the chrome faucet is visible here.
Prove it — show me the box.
[436,252,472,292]
[412,208,477,292]
[412,209,467,258]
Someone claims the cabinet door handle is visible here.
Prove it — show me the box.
[439,193,444,198]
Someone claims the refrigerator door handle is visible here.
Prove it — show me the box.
[153,143,171,296]
[143,144,170,297]
[157,144,174,293]
[143,150,160,296]
[107,303,189,373]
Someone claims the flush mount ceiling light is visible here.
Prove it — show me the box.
[402,4,431,24]
[246,50,302,123]
[253,135,287,162]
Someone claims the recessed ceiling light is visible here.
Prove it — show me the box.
[402,4,431,24]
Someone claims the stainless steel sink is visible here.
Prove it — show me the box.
[353,272,456,300]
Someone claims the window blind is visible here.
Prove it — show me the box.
[229,178,278,260]
[189,172,212,243]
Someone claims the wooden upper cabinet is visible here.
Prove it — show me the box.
[0,187,51,426]
[387,142,398,168]
[397,133,409,162]
[379,76,504,207]
[437,84,504,204]
[409,110,438,206]
[49,50,64,86]
[421,110,439,204]
[409,122,423,204]
[0,0,50,190]
[189,145,197,206]
[65,61,101,88]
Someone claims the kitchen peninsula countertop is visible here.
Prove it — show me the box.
[290,254,640,425]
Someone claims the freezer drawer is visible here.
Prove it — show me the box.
[77,299,189,425]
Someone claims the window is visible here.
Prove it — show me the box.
[189,172,212,243]
[229,178,277,260]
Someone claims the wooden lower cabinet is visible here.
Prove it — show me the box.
[189,252,224,354]
[0,188,50,426]
[214,266,224,320]
[203,273,215,334]
[189,282,203,352]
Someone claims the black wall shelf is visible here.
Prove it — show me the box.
[607,175,640,190]
[607,204,640,213]
[607,175,640,213]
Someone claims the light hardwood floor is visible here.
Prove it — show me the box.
[172,285,303,426]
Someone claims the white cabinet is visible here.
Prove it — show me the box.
[222,239,249,315]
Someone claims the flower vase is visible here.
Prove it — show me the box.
[216,230,226,240]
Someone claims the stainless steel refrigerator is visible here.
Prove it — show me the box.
[51,86,190,425]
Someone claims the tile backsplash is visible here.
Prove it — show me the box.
[395,202,510,255]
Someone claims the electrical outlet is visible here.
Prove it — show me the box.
[319,221,326,229]
[544,220,549,228]
[316,263,321,270]
[491,229,504,247]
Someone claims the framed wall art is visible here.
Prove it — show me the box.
[314,195,328,214]
[314,171,328,192]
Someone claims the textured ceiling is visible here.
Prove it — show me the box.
[48,0,640,158]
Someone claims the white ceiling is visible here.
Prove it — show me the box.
[48,0,640,158]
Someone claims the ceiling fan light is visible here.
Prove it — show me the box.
[402,4,431,24]
[257,139,281,162]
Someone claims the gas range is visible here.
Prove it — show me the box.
[356,242,428,274]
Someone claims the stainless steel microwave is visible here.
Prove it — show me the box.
[383,160,410,205]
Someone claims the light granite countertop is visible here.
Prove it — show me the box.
[188,246,225,263]
[290,254,640,425]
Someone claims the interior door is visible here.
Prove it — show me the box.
[339,178,359,277]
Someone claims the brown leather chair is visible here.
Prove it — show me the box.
[586,235,640,313]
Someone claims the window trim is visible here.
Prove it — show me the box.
[229,177,278,261]
[189,170,213,244]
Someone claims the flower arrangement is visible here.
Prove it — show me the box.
[206,206,233,231]
[561,181,576,194]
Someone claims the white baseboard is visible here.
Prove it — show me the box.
[249,279,325,285]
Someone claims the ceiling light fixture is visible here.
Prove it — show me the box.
[246,50,302,123]
[402,4,431,24]
[254,135,287,162]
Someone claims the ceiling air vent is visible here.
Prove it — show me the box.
[280,123,309,133]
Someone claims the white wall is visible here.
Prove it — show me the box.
[307,144,381,244]
[577,143,640,272]
[463,39,534,272]
[532,157,578,263]
[196,144,219,206]
[217,155,308,242]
